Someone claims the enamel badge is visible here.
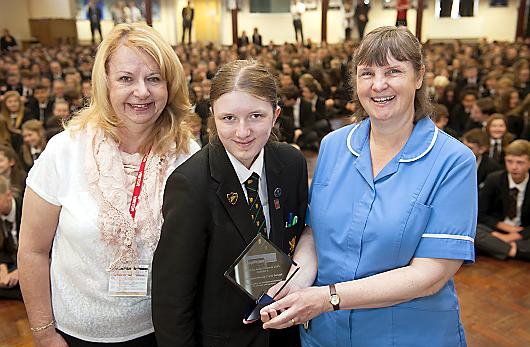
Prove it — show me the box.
[227,192,238,205]
[289,236,296,256]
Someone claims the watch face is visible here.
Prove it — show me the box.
[330,295,340,305]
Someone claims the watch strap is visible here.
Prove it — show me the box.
[329,284,340,311]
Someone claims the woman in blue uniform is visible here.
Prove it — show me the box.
[260,26,477,347]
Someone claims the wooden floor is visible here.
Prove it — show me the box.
[455,256,530,346]
[0,299,32,347]
[0,256,528,346]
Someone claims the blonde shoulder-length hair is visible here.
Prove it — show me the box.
[0,91,25,130]
[67,23,192,155]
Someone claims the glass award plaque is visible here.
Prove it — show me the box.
[224,233,299,321]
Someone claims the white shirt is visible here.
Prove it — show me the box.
[124,6,142,22]
[489,138,502,158]
[291,2,305,20]
[30,146,42,158]
[504,173,529,227]
[22,86,32,97]
[293,98,301,129]
[26,130,199,342]
[225,149,271,236]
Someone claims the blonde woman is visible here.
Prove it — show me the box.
[18,23,199,347]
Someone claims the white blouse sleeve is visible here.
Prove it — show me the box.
[26,133,64,206]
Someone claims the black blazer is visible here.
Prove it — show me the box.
[449,104,470,136]
[252,33,262,46]
[306,96,327,122]
[477,156,502,188]
[87,5,102,26]
[152,140,308,347]
[298,99,317,132]
[26,98,54,124]
[478,170,530,239]
[278,106,296,143]
[0,196,22,267]
[182,6,194,24]
[278,101,317,143]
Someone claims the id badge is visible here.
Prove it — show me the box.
[108,264,149,297]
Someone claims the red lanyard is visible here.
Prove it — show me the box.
[129,151,150,220]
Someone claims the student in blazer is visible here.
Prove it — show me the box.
[476,140,530,261]
[152,60,308,347]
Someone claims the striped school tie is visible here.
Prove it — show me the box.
[244,172,266,236]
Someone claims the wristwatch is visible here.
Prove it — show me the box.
[329,284,340,311]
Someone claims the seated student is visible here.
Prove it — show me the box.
[27,84,54,124]
[278,85,317,147]
[450,88,477,136]
[462,128,502,188]
[0,119,22,154]
[21,120,46,172]
[324,84,349,120]
[475,140,530,261]
[294,83,330,149]
[486,113,515,164]
[20,71,37,102]
[498,87,524,138]
[188,113,208,147]
[0,145,26,197]
[465,97,496,132]
[0,176,22,300]
[44,100,70,140]
[480,71,499,98]
[431,103,458,138]
[0,91,33,131]
[50,79,67,105]
[301,81,327,121]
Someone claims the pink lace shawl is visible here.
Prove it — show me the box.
[84,126,175,270]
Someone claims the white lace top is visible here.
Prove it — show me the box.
[26,129,199,343]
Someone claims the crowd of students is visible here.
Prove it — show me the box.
[1,32,530,300]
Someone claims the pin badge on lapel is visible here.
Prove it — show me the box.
[274,188,281,209]
[289,236,296,256]
[227,192,238,205]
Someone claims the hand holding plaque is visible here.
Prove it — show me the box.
[224,233,299,321]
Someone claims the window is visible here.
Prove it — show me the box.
[436,0,478,18]
[250,0,290,13]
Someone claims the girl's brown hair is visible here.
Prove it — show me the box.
[208,60,279,140]
[21,120,47,168]
[486,113,515,147]
[0,91,26,130]
[0,144,27,196]
[496,87,519,115]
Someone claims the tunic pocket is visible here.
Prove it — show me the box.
[392,307,465,347]
[397,201,432,265]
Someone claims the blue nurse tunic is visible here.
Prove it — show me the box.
[302,117,477,347]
